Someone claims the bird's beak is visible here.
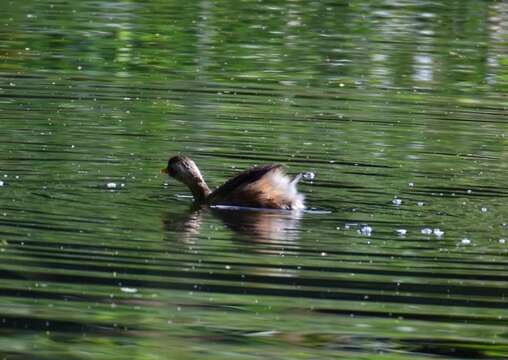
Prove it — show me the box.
[161,167,169,174]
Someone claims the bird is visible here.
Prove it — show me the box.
[161,155,305,210]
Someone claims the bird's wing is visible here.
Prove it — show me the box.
[208,164,289,208]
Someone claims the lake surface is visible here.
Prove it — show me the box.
[1,0,508,359]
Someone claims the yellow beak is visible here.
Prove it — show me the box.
[161,167,169,174]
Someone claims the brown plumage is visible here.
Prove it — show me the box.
[162,155,305,210]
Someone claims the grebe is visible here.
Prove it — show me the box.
[162,155,305,210]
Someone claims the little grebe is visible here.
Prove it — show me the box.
[162,155,305,210]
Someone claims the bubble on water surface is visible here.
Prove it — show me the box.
[480,207,487,213]
[0,181,3,187]
[359,226,372,236]
[433,229,444,237]
[396,229,407,236]
[460,238,471,245]
[302,172,315,180]
[421,228,432,235]
[106,182,117,189]
[392,198,402,206]
[120,287,138,293]
[499,239,506,244]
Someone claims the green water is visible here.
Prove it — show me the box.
[1,0,508,359]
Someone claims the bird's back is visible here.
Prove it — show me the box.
[207,165,304,210]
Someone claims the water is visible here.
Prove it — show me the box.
[1,0,508,359]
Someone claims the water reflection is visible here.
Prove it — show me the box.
[162,205,302,244]
[161,205,205,244]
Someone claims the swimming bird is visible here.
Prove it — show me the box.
[162,155,305,210]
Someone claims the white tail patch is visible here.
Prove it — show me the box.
[265,169,305,210]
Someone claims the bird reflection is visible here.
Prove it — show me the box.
[160,204,205,244]
[161,205,302,245]
[211,206,302,243]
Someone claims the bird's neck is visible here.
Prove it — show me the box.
[188,178,211,203]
